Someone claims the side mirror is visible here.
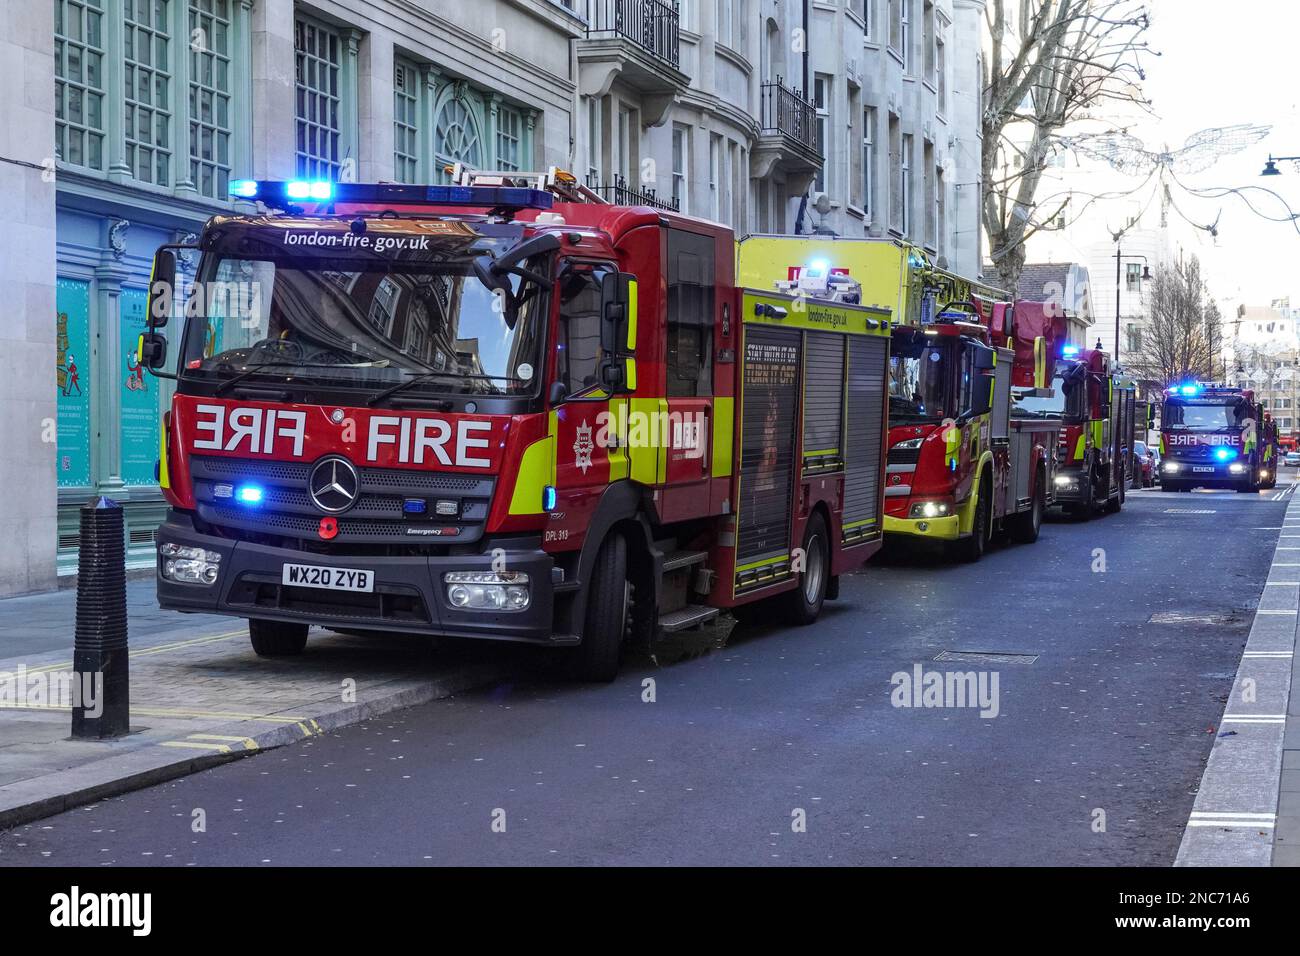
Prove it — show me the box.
[598,271,637,394]
[137,331,168,370]
[148,249,178,329]
[971,343,996,372]
[1147,403,1156,427]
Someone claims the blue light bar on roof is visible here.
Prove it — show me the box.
[1062,344,1080,357]
[227,180,554,211]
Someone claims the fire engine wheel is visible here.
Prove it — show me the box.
[957,474,992,562]
[570,532,628,682]
[248,619,309,657]
[1008,472,1044,544]
[782,513,829,626]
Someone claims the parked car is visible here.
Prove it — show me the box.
[1133,440,1157,487]
[1286,450,1300,467]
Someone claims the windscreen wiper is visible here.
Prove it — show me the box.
[213,360,378,396]
[366,371,526,407]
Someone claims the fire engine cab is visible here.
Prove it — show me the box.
[138,169,893,680]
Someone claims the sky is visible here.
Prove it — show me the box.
[1026,0,1300,312]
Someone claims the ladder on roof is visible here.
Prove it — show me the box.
[446,163,609,204]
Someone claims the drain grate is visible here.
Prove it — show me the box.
[1164,509,1217,514]
[934,650,1038,665]
[1148,611,1234,625]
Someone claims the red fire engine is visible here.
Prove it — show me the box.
[138,170,894,680]
[1012,309,1136,517]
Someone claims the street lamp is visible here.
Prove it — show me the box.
[1114,248,1152,361]
[1260,154,1300,176]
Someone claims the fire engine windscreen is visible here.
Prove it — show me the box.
[889,336,951,423]
[1014,375,1079,419]
[1163,400,1244,430]
[179,230,547,398]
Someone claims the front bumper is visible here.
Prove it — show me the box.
[1051,466,1088,504]
[883,513,961,541]
[1161,461,1250,487]
[155,511,560,644]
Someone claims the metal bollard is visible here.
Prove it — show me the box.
[71,496,130,739]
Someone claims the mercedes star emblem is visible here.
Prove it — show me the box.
[308,456,360,514]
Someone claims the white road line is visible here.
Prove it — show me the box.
[1243,651,1294,658]
[1219,715,1287,724]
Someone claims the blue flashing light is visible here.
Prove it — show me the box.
[1213,446,1237,462]
[226,180,555,211]
[403,498,427,515]
[1062,344,1080,357]
[1176,382,1202,396]
[542,485,557,512]
[807,258,830,276]
[235,484,265,505]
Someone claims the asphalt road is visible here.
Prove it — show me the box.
[1,474,1293,866]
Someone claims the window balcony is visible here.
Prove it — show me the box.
[753,78,823,187]
[585,173,680,212]
[578,0,690,127]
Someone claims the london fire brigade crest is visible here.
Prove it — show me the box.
[573,421,594,474]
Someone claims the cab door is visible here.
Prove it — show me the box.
[658,228,716,523]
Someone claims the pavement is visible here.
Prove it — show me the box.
[0,581,510,831]
[2,477,1297,865]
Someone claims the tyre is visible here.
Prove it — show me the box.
[782,512,829,625]
[571,532,628,682]
[956,473,992,562]
[248,619,309,657]
[1008,471,1044,544]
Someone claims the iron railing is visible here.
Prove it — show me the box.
[760,77,819,153]
[585,0,681,69]
[586,173,679,212]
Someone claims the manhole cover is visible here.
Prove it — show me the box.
[934,650,1038,665]
[1163,509,1217,514]
[1148,612,1234,625]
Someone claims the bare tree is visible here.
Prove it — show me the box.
[982,1,1151,293]
[1125,256,1221,387]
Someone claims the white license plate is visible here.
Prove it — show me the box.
[281,563,374,592]
[1192,466,1215,473]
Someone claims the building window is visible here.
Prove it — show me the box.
[923,1,935,81]
[393,59,421,184]
[923,139,935,246]
[936,164,945,251]
[717,0,733,47]
[1126,262,1143,292]
[888,0,901,54]
[496,105,523,171]
[709,133,721,221]
[583,96,602,183]
[862,106,876,221]
[55,0,107,171]
[435,91,483,180]
[123,0,173,186]
[1125,323,1142,353]
[190,0,232,198]
[888,114,901,229]
[936,39,946,114]
[671,123,689,214]
[813,74,830,193]
[900,132,913,235]
[863,0,873,39]
[295,16,343,180]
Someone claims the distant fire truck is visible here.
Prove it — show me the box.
[138,169,894,680]
[1015,330,1136,518]
[1159,383,1271,492]
[737,237,1060,560]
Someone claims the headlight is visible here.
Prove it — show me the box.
[894,437,924,450]
[1228,463,1246,474]
[1054,474,1077,488]
[1163,461,1181,472]
[159,543,221,585]
[443,571,530,611]
[908,500,950,518]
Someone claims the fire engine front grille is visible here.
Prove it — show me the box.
[188,455,495,548]
[887,446,920,465]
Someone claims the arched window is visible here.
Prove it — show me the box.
[434,92,483,180]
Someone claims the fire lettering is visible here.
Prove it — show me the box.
[192,404,305,457]
[368,416,492,468]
